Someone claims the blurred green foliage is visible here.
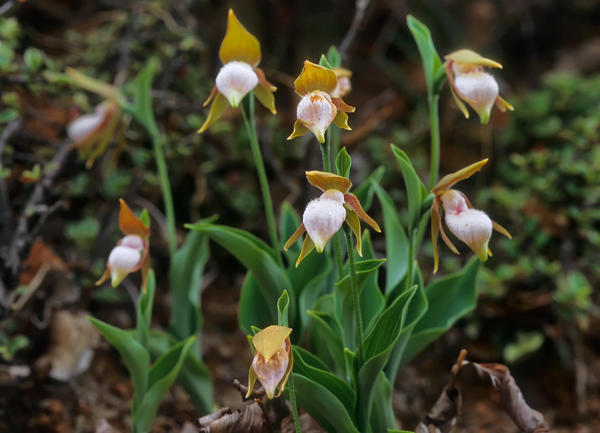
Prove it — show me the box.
[479,73,600,336]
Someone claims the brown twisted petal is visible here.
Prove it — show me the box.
[343,193,381,232]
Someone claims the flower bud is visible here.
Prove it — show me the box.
[453,70,499,124]
[302,189,346,252]
[67,103,109,143]
[107,235,144,287]
[215,61,258,107]
[252,341,290,399]
[441,190,492,261]
[296,91,337,143]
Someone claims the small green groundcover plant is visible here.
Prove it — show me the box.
[65,9,548,433]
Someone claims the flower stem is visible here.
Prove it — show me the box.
[344,227,364,365]
[428,93,441,189]
[320,138,331,172]
[148,123,177,256]
[242,94,281,262]
[286,375,302,433]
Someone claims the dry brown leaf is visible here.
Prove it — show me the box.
[416,350,549,433]
[197,403,270,433]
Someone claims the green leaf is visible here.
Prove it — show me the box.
[186,222,293,331]
[370,373,396,433]
[136,270,156,348]
[319,54,334,69]
[88,317,150,403]
[24,47,45,72]
[293,373,359,433]
[292,347,356,417]
[391,145,426,230]
[335,147,352,178]
[277,290,290,327]
[335,259,386,351]
[358,231,385,330]
[147,330,213,414]
[401,258,480,365]
[373,183,409,294]
[239,272,275,334]
[131,58,160,128]
[406,15,443,96]
[357,286,422,431]
[307,302,346,376]
[326,46,342,68]
[295,252,332,336]
[135,336,195,433]
[353,166,385,212]
[169,231,210,344]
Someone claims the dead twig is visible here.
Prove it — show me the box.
[339,0,372,62]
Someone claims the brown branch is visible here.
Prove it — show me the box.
[339,0,372,61]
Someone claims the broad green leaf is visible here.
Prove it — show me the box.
[406,15,443,96]
[296,253,332,336]
[277,290,290,327]
[335,147,352,178]
[292,347,356,416]
[238,273,275,334]
[146,330,213,414]
[401,258,480,365]
[293,373,359,433]
[326,45,342,68]
[370,373,396,433]
[307,302,346,376]
[186,223,293,329]
[88,317,150,403]
[335,259,386,351]
[373,183,409,293]
[358,231,385,330]
[391,145,425,230]
[354,166,385,211]
[136,336,195,433]
[169,231,210,345]
[136,270,155,348]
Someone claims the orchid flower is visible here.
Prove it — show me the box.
[247,325,293,399]
[284,171,381,267]
[445,49,514,124]
[431,159,511,273]
[198,9,277,133]
[96,199,150,289]
[288,61,355,143]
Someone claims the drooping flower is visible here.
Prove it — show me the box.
[288,61,355,143]
[97,199,150,288]
[284,171,381,266]
[431,159,511,273]
[198,9,277,133]
[444,49,514,124]
[66,101,123,168]
[247,325,293,399]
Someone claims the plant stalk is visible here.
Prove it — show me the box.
[286,376,302,433]
[344,228,364,365]
[242,94,281,262]
[428,93,441,189]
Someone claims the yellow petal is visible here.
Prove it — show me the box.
[295,235,315,267]
[284,223,306,251]
[333,111,351,130]
[492,221,512,239]
[433,159,488,194]
[119,199,150,238]
[252,325,292,361]
[246,365,258,399]
[444,49,503,69]
[333,67,352,78]
[66,67,124,101]
[345,209,362,256]
[294,60,337,96]
[287,119,309,140]
[275,342,293,397]
[253,82,276,114]
[305,170,352,193]
[343,193,381,232]
[198,92,228,134]
[219,9,261,66]
[495,95,514,112]
[203,86,218,107]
